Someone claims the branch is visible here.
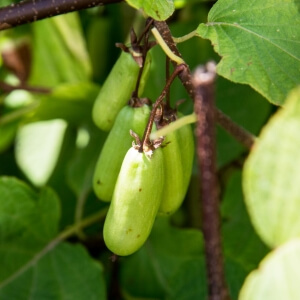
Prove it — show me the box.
[0,0,123,31]
[193,62,230,300]
[0,81,51,94]
[153,20,255,149]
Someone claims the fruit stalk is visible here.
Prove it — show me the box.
[140,63,186,151]
[153,20,255,149]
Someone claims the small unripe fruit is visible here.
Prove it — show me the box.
[92,51,151,131]
[158,115,194,215]
[103,147,164,256]
[93,105,150,202]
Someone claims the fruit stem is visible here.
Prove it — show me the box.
[132,20,151,99]
[165,56,171,109]
[153,20,256,149]
[140,63,186,152]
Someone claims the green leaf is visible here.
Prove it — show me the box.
[120,217,206,298]
[0,121,18,153]
[31,82,100,125]
[221,171,269,299]
[29,13,91,87]
[15,119,68,186]
[0,177,106,299]
[67,124,107,197]
[216,77,271,168]
[243,87,300,248]
[0,177,60,282]
[125,0,174,21]
[196,0,300,105]
[167,257,207,300]
[222,171,269,271]
[239,239,300,300]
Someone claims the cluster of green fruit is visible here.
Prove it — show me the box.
[92,51,194,256]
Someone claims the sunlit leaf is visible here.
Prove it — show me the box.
[239,239,300,300]
[125,0,174,20]
[196,0,300,105]
[243,87,300,247]
[29,13,91,87]
[15,119,68,186]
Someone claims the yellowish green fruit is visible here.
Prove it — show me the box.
[93,105,150,202]
[92,51,151,131]
[158,115,194,215]
[158,131,184,215]
[103,146,164,256]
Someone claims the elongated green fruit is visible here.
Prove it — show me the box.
[93,105,151,202]
[103,147,164,256]
[158,131,184,215]
[158,118,194,215]
[92,51,151,131]
[176,121,194,205]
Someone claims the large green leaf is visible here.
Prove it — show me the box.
[0,177,106,299]
[125,0,174,20]
[239,239,300,300]
[29,13,91,87]
[196,0,300,105]
[221,171,269,299]
[119,217,206,299]
[243,87,300,248]
[222,171,269,272]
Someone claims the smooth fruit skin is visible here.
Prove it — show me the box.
[93,105,150,202]
[158,131,184,215]
[176,122,194,205]
[92,51,151,131]
[103,147,164,256]
[158,120,194,216]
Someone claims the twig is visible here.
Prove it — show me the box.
[0,0,123,31]
[214,108,256,148]
[193,62,230,300]
[140,64,186,150]
[0,81,51,94]
[153,20,255,149]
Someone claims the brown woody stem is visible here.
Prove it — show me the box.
[0,0,123,31]
[140,64,186,151]
[193,62,230,300]
[0,81,51,94]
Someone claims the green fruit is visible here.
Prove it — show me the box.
[177,121,194,199]
[93,104,151,202]
[103,146,164,256]
[158,117,194,215]
[92,51,151,131]
[158,131,184,215]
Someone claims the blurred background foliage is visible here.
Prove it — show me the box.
[0,1,272,299]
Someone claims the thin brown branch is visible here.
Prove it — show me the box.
[153,20,255,149]
[215,108,256,148]
[0,0,123,31]
[193,62,230,300]
[140,64,186,150]
[0,81,51,94]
